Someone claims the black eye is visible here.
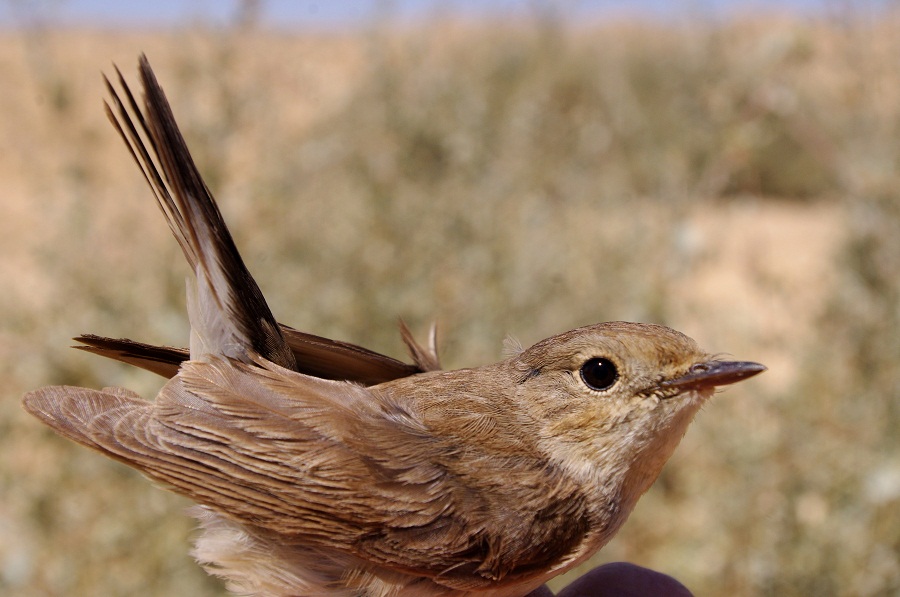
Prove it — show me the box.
[580,357,619,391]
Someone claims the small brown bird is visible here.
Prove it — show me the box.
[23,56,765,597]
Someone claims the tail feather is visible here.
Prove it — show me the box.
[87,56,434,384]
[73,326,424,386]
[104,55,295,370]
[74,334,187,378]
[399,320,441,372]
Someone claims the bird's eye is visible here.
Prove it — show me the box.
[580,357,619,391]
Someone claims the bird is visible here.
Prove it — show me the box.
[23,55,765,597]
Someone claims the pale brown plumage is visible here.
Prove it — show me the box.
[23,56,764,596]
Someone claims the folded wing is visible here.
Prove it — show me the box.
[23,356,587,589]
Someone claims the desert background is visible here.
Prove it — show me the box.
[1,1,899,595]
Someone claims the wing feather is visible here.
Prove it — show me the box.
[23,357,589,588]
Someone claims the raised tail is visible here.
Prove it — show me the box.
[104,55,295,369]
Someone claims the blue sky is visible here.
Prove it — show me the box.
[1,1,892,28]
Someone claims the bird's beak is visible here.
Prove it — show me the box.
[661,360,766,391]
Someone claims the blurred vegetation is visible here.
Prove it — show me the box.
[1,5,899,597]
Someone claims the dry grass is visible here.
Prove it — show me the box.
[2,10,899,596]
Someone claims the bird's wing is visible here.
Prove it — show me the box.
[23,355,588,588]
